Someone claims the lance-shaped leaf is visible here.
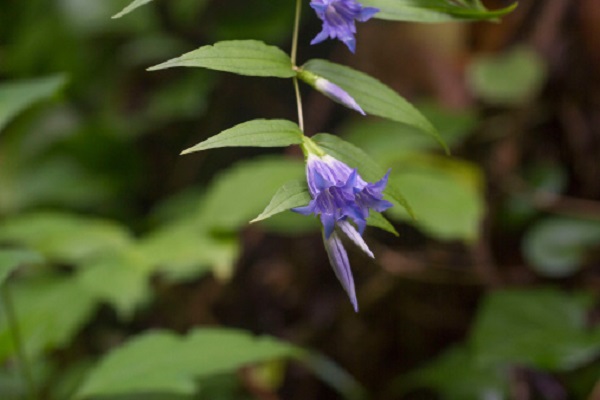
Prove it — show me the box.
[251,180,311,223]
[313,133,415,219]
[361,0,517,23]
[148,40,296,78]
[302,60,447,153]
[181,119,303,155]
[112,0,154,18]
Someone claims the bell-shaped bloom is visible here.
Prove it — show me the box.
[294,153,392,311]
[310,0,379,53]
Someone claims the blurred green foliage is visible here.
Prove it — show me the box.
[0,0,598,399]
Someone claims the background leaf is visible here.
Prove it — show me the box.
[75,329,298,398]
[112,0,155,18]
[75,248,152,319]
[0,277,97,363]
[0,75,66,133]
[198,156,305,232]
[523,217,600,278]
[386,156,484,241]
[397,345,508,400]
[467,46,546,105]
[0,249,43,285]
[138,221,239,282]
[343,105,477,163]
[340,117,485,242]
[181,119,303,154]
[0,212,133,265]
[362,0,517,22]
[302,60,446,152]
[471,288,600,371]
[148,40,295,78]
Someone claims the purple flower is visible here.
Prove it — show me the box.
[310,0,379,53]
[294,153,392,311]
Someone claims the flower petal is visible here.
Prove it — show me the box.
[338,220,374,258]
[357,6,379,21]
[323,231,358,312]
[311,28,330,45]
[292,202,315,215]
[310,0,378,52]
[321,212,336,238]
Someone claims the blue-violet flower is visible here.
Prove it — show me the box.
[310,0,379,53]
[294,153,392,311]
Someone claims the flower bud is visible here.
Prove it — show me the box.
[298,69,365,115]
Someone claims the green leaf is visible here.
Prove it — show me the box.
[75,329,298,398]
[523,217,600,278]
[76,248,152,319]
[366,212,398,236]
[344,104,478,163]
[199,157,305,232]
[0,212,133,265]
[0,249,43,285]
[181,119,303,155]
[362,0,517,23]
[0,277,97,363]
[112,0,154,18]
[386,156,484,241]
[313,133,415,219]
[298,352,368,400]
[0,75,66,133]
[148,40,295,78]
[471,288,600,371]
[340,119,486,241]
[302,60,447,152]
[138,222,240,282]
[251,180,311,223]
[396,345,508,400]
[0,156,115,214]
[260,211,321,236]
[467,46,546,105]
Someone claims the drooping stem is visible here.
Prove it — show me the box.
[291,0,305,132]
[0,286,35,400]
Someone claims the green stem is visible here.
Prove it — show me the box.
[293,77,305,132]
[291,0,305,133]
[0,286,35,400]
[291,0,302,66]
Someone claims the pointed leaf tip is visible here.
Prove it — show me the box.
[181,119,303,155]
[251,180,312,223]
[147,40,296,78]
[302,59,449,153]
